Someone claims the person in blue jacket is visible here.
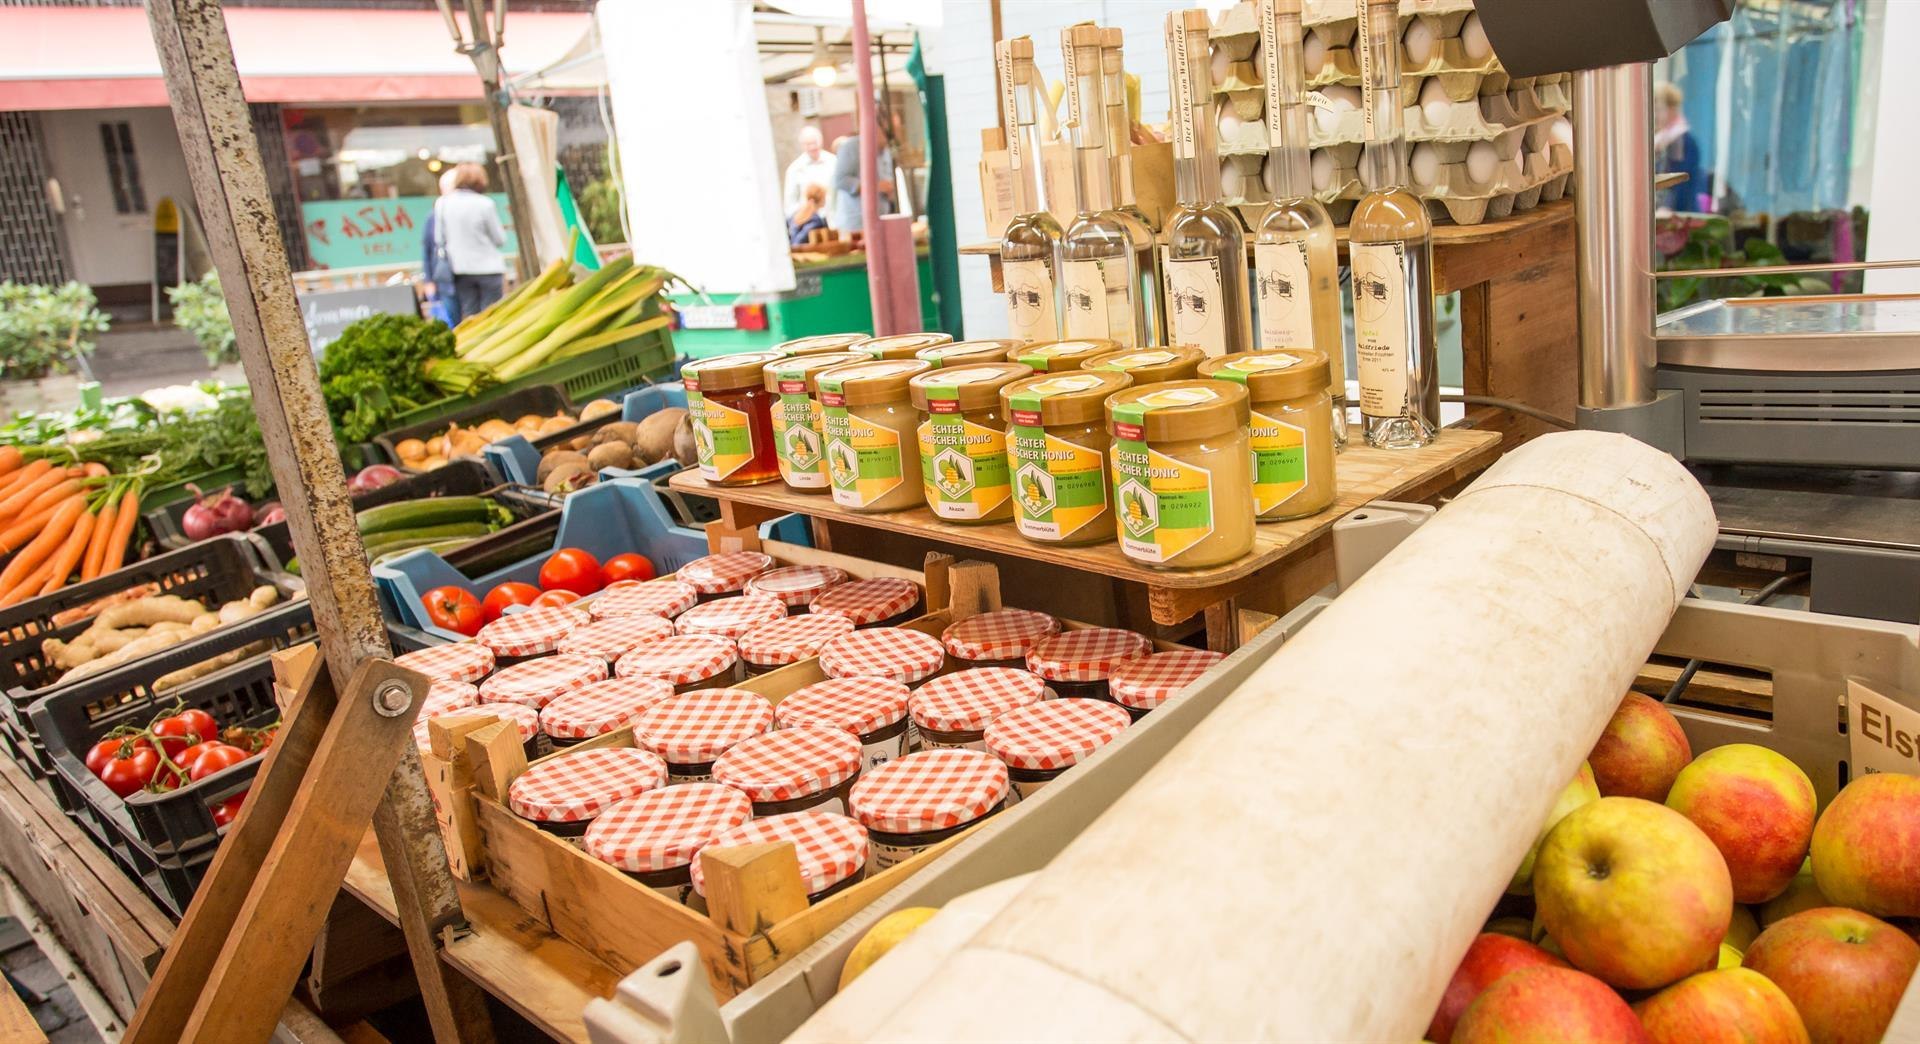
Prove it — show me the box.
[420,168,459,324]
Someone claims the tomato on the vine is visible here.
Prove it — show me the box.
[152,714,209,759]
[422,586,484,635]
[96,746,160,797]
[213,792,247,827]
[481,581,542,623]
[176,709,218,744]
[531,589,580,608]
[601,553,656,585]
[184,743,251,781]
[538,548,603,596]
[87,736,148,779]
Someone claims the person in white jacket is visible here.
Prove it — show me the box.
[782,126,837,217]
[436,162,509,318]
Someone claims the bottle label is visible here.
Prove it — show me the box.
[772,386,826,488]
[1248,409,1308,514]
[690,390,754,481]
[1163,255,1228,357]
[821,393,904,508]
[1260,0,1286,144]
[1110,397,1217,564]
[1255,240,1317,351]
[1002,257,1058,342]
[1061,258,1131,343]
[916,389,1011,520]
[1349,241,1412,417]
[1009,375,1110,541]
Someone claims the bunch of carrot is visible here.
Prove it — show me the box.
[0,447,142,608]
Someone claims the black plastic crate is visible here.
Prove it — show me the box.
[651,467,721,528]
[373,384,572,472]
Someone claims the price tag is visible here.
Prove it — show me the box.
[679,305,737,331]
[1847,678,1920,777]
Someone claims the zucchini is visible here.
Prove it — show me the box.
[370,537,478,566]
[361,521,493,553]
[356,496,496,536]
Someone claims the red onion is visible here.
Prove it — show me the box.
[181,485,255,541]
[256,503,287,527]
[348,464,404,493]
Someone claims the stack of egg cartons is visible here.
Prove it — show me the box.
[1207,0,1573,227]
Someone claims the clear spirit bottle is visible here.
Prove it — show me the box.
[1102,28,1157,235]
[996,37,1064,344]
[1348,0,1440,448]
[1253,0,1349,445]
[1058,23,1158,349]
[1161,9,1251,357]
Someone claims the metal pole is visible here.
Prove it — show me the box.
[1573,62,1657,410]
[851,0,894,333]
[462,0,541,282]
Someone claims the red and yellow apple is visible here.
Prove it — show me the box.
[1534,797,1733,989]
[1809,772,1920,918]
[1589,693,1693,802]
[1743,906,1920,1044]
[1451,965,1648,1043]
[1728,905,1762,952]
[1633,967,1809,1044]
[1426,933,1568,1044]
[1510,762,1600,894]
[1667,744,1816,903]
[1761,859,1830,927]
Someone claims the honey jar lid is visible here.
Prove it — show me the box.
[1008,338,1117,372]
[682,351,784,394]
[815,359,933,406]
[907,362,1034,413]
[918,339,1023,367]
[1104,380,1250,442]
[583,782,751,873]
[853,332,953,360]
[507,747,668,823]
[775,333,868,356]
[1198,350,1331,403]
[690,812,869,897]
[1024,627,1154,682]
[763,351,871,394]
[1000,369,1133,427]
[1084,345,1206,385]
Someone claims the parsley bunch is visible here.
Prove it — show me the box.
[318,314,458,442]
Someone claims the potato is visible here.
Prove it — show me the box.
[514,414,545,429]
[580,399,621,421]
[537,450,590,484]
[592,421,641,449]
[537,415,575,437]
[395,437,428,462]
[569,434,593,451]
[544,462,596,494]
[635,408,686,464]
[671,412,698,465]
[587,441,634,472]
[476,418,516,441]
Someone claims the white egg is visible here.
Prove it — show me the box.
[1466,140,1498,184]
[1218,109,1244,140]
[1311,149,1335,191]
[1418,77,1451,129]
[1403,18,1437,66]
[1211,43,1232,86]
[1549,116,1574,147]
[1409,142,1440,187]
[1220,165,1245,199]
[1461,13,1492,62]
[1262,155,1281,195]
[1303,30,1327,77]
[1314,84,1361,136]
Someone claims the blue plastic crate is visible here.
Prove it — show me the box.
[484,382,688,486]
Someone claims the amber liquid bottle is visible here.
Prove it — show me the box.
[1161,9,1251,357]
[996,37,1064,344]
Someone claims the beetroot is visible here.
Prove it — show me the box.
[181,485,255,541]
[348,464,403,493]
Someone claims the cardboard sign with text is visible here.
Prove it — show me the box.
[1847,678,1920,777]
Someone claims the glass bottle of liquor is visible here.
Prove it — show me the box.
[1101,28,1156,234]
[1161,9,1251,357]
[1058,23,1158,349]
[1347,0,1440,448]
[996,37,1064,344]
[1253,0,1349,446]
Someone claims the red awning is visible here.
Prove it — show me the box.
[0,7,593,110]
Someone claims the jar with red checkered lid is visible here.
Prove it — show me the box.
[808,577,923,629]
[736,613,855,676]
[613,633,741,693]
[506,746,670,838]
[588,579,698,621]
[1105,649,1225,721]
[712,726,864,816]
[908,668,1050,751]
[1023,627,1154,701]
[557,614,675,664]
[674,594,787,640]
[818,627,945,685]
[632,688,776,782]
[396,642,495,684]
[774,677,913,770]
[474,604,590,659]
[676,550,774,602]
[411,680,479,751]
[939,608,1061,669]
[477,654,609,710]
[690,812,870,903]
[538,676,677,746]
[983,698,1131,803]
[848,748,1008,869]
[415,702,544,759]
[582,783,751,905]
[744,564,848,613]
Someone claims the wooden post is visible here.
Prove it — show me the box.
[133,0,494,1040]
[457,0,541,282]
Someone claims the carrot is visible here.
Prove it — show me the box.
[81,489,120,581]
[0,495,85,594]
[100,486,138,576]
[35,510,93,597]
[81,462,109,479]
[0,557,60,609]
[0,498,67,555]
[0,447,22,480]
[0,461,56,518]
[14,478,82,522]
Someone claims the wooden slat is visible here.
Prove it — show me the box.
[0,971,45,1044]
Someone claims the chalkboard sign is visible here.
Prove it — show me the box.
[298,284,421,355]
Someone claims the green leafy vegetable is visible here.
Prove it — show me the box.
[319,314,459,442]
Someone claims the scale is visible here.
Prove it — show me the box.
[1478,0,1920,623]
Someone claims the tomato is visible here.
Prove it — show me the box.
[481,581,543,623]
[184,743,251,781]
[531,589,580,608]
[96,746,160,797]
[538,548,603,596]
[213,792,247,827]
[422,585,484,635]
[176,708,218,744]
[87,736,148,778]
[601,553,656,585]
[152,712,214,758]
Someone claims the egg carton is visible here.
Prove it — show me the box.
[1216,107,1273,158]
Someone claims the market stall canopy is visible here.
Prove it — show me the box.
[0,6,593,110]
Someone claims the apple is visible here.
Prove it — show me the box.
[1728,905,1762,952]
[1510,762,1600,894]
[1633,967,1809,1044]
[1761,859,1830,927]
[1589,692,1693,802]
[1426,933,1569,1043]
[1534,797,1733,989]
[1667,744,1816,903]
[1810,772,1920,918]
[1451,965,1648,1043]
[1483,916,1533,941]
[1715,942,1743,970]
[1744,907,1920,1044]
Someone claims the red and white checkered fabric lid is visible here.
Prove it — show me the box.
[809,577,921,626]
[908,668,1048,734]
[745,565,848,608]
[674,594,788,640]
[614,634,739,685]
[819,628,945,684]
[677,551,774,595]
[941,609,1061,662]
[711,726,864,803]
[774,677,912,736]
[557,614,676,661]
[589,579,698,621]
[506,747,670,823]
[396,642,495,683]
[417,702,538,748]
[1107,649,1226,710]
[475,604,590,657]
[984,698,1131,771]
[477,654,609,709]
[411,680,480,748]
[583,783,752,873]
[539,676,678,740]
[1024,628,1154,682]
[849,748,1008,835]
[736,613,855,667]
[633,688,776,765]
[690,812,869,897]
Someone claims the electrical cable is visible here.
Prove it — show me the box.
[1661,571,1810,704]
[1441,394,1575,430]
